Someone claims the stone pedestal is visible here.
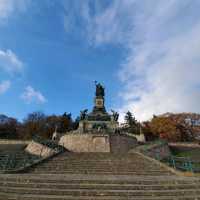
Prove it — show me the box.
[59,133,137,153]
[59,134,110,152]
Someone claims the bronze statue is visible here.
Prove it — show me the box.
[95,81,105,97]
[63,112,72,120]
[111,110,119,121]
[80,109,88,120]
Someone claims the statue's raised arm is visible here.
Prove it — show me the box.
[95,81,105,97]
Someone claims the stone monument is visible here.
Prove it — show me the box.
[59,82,137,153]
[78,82,119,134]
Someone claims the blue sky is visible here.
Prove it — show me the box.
[0,1,200,121]
[0,1,124,120]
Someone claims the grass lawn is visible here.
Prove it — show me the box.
[170,148,200,172]
[172,149,200,159]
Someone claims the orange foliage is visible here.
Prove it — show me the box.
[149,117,182,142]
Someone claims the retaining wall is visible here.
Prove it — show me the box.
[110,135,137,154]
[134,141,171,160]
[0,140,30,151]
[169,142,200,151]
[25,141,57,158]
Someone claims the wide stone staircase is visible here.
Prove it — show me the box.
[0,151,199,199]
[28,152,172,176]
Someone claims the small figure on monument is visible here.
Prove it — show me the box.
[63,112,72,120]
[111,110,119,122]
[80,109,88,120]
[52,125,59,141]
[95,81,105,97]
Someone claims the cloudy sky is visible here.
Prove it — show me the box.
[0,0,200,121]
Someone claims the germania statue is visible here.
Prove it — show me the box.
[95,81,105,97]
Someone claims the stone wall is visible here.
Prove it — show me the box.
[134,141,171,160]
[110,135,137,154]
[25,141,57,158]
[169,142,200,151]
[146,144,171,160]
[169,143,200,161]
[0,140,30,151]
[59,133,138,153]
[59,134,110,152]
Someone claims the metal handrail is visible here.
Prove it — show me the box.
[163,155,200,173]
[0,152,40,172]
[0,135,65,173]
[141,147,200,173]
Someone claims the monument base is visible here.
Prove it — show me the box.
[59,134,110,152]
[59,133,137,153]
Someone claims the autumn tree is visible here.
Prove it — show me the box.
[44,115,61,139]
[0,111,80,140]
[58,112,73,132]
[21,111,46,139]
[141,121,156,141]
[0,115,19,139]
[149,116,182,142]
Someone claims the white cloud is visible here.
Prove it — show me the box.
[69,0,200,121]
[87,1,136,46]
[0,0,30,21]
[0,49,23,74]
[62,1,134,45]
[21,86,46,104]
[117,1,200,121]
[0,80,11,94]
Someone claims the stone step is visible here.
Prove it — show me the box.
[32,166,164,171]
[34,158,155,161]
[46,162,156,165]
[1,176,197,185]
[29,152,141,161]
[31,168,168,171]
[31,165,168,170]
[69,158,141,161]
[2,179,196,187]
[1,186,200,196]
[33,166,166,169]
[0,181,199,190]
[37,161,159,164]
[47,162,157,166]
[30,171,172,175]
[31,168,168,173]
[0,192,200,200]
[48,158,141,161]
[32,169,170,174]
[1,151,200,199]
[27,152,172,175]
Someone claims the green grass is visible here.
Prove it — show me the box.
[172,149,200,159]
[171,149,200,172]
[173,151,194,157]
